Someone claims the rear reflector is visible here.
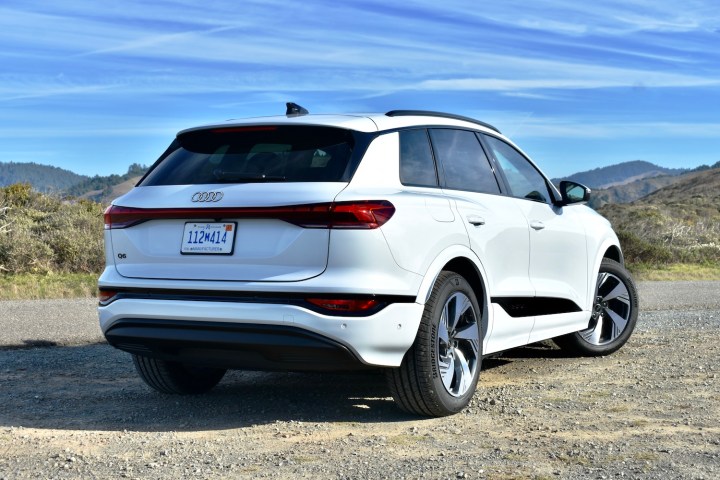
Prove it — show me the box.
[104,201,395,230]
[306,298,380,312]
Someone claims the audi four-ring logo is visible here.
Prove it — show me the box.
[191,191,224,202]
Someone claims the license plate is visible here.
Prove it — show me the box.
[181,222,236,255]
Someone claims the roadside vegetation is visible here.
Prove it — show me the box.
[598,167,720,281]
[0,181,718,300]
[0,183,104,299]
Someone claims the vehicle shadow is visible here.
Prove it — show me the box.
[0,343,413,433]
[0,341,566,433]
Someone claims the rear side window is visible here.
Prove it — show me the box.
[429,129,500,194]
[399,129,437,187]
[140,126,356,185]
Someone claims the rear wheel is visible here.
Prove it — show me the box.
[554,259,638,356]
[387,271,482,416]
[132,355,226,394]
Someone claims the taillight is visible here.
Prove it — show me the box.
[103,201,395,230]
[306,298,380,313]
[98,289,118,305]
[104,205,151,229]
[325,201,395,229]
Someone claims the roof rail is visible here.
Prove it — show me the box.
[385,110,501,134]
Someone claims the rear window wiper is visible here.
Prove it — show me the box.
[212,170,287,182]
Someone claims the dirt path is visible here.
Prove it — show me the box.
[1,286,719,479]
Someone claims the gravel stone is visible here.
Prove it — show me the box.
[0,282,718,478]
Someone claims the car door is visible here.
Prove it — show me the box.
[481,134,590,341]
[428,128,535,353]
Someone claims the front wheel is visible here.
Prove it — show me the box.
[554,259,639,356]
[387,271,482,416]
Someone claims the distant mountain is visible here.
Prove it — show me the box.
[599,167,720,225]
[67,163,148,203]
[589,175,682,208]
[587,160,720,208]
[554,160,686,190]
[0,162,88,193]
[641,166,720,207]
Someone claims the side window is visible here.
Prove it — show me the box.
[399,129,437,187]
[429,129,500,194]
[483,135,551,203]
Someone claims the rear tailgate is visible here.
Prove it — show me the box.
[107,183,348,282]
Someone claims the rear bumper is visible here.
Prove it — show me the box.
[105,320,366,371]
[99,298,424,368]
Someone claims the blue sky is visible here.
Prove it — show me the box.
[1,0,718,178]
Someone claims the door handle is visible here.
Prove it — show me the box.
[466,215,486,226]
[530,221,545,230]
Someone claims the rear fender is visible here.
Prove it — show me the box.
[415,245,492,349]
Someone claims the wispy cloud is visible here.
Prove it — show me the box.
[498,118,720,139]
[0,0,718,175]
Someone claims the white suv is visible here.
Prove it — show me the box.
[98,106,638,416]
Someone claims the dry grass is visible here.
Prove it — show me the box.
[630,262,720,281]
[0,273,97,300]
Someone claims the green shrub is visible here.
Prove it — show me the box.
[0,184,104,274]
[616,230,674,265]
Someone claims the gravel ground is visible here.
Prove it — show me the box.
[0,282,719,479]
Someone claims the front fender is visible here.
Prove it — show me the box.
[587,234,624,310]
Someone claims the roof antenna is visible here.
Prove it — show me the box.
[286,102,309,116]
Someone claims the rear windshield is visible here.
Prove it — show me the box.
[140,126,356,185]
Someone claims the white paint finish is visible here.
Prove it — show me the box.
[99,298,424,367]
[515,200,590,308]
[346,132,400,188]
[109,182,349,282]
[113,182,348,209]
[484,303,534,354]
[527,310,591,344]
[181,114,380,134]
[112,218,329,282]
[449,193,535,298]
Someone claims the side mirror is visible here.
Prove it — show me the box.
[558,180,591,205]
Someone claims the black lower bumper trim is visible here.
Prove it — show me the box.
[104,319,369,372]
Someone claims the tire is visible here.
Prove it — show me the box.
[387,271,482,416]
[132,355,226,394]
[554,258,639,356]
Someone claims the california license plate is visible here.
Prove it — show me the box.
[181,222,236,255]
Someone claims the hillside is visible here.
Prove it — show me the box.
[576,160,720,208]
[598,167,720,266]
[0,162,87,193]
[589,172,693,208]
[555,160,686,189]
[67,163,148,203]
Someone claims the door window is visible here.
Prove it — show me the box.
[483,135,551,203]
[429,129,500,194]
